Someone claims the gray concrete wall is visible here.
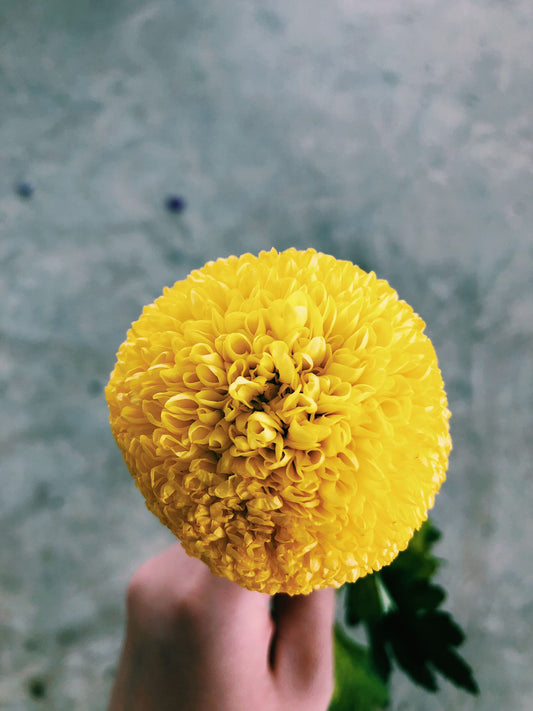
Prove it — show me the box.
[1,1,532,709]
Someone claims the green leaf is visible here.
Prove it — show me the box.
[430,648,480,695]
[409,580,446,611]
[344,577,392,681]
[383,611,439,692]
[388,520,442,581]
[417,610,466,649]
[345,575,383,626]
[366,619,392,682]
[337,519,479,700]
[380,568,446,614]
[329,624,389,711]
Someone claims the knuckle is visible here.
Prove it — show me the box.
[125,562,207,634]
[125,564,157,611]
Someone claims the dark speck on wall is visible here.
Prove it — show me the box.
[87,379,103,396]
[382,70,400,86]
[165,195,187,214]
[15,181,34,198]
[27,677,47,700]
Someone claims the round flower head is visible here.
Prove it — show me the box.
[106,248,451,595]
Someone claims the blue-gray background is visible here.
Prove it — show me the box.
[1,1,532,709]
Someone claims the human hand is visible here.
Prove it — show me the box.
[108,544,335,711]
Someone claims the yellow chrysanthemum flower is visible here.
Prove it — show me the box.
[106,248,451,595]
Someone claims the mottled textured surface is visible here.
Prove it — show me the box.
[0,1,532,709]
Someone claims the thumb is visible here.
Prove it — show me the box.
[270,587,335,690]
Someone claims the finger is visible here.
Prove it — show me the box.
[203,570,272,619]
[201,571,274,648]
[270,587,335,688]
[127,543,205,605]
[128,544,274,660]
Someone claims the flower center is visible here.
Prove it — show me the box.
[220,334,347,475]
